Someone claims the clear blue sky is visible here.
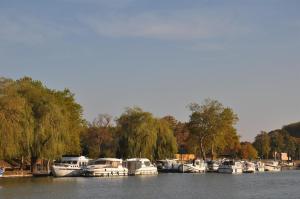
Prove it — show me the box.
[1,0,300,141]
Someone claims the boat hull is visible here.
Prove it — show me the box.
[178,164,206,173]
[243,169,255,173]
[264,165,281,172]
[129,168,158,176]
[218,166,243,174]
[85,168,128,177]
[52,166,83,177]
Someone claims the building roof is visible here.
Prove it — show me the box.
[0,160,12,168]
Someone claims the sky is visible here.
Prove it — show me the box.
[1,0,300,141]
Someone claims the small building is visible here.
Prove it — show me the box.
[275,152,290,161]
[175,154,195,161]
[0,160,13,170]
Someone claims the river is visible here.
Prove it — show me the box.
[0,170,299,199]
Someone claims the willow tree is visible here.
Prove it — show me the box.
[188,99,239,160]
[0,78,33,161]
[154,118,178,160]
[117,107,157,160]
[0,94,33,160]
[52,89,84,155]
[0,77,84,172]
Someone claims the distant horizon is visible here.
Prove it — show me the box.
[1,0,300,141]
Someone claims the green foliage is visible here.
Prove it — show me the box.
[117,107,157,160]
[240,142,258,160]
[0,94,33,159]
[253,129,299,160]
[155,119,178,160]
[0,77,84,170]
[253,131,271,159]
[81,114,116,158]
[117,107,178,160]
[269,129,297,159]
[283,122,300,138]
[188,99,239,160]
[3,75,299,164]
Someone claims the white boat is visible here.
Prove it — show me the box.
[0,167,4,177]
[218,160,243,174]
[206,160,220,172]
[156,159,180,173]
[264,161,281,172]
[178,159,206,173]
[243,161,256,173]
[255,161,265,172]
[84,158,128,177]
[125,158,158,175]
[51,156,89,177]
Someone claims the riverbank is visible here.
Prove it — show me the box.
[2,170,33,178]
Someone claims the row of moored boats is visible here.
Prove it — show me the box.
[51,156,282,177]
[52,157,157,177]
[157,159,281,174]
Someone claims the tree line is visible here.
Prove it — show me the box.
[0,77,299,172]
[253,129,300,160]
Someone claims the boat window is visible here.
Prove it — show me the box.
[94,160,107,165]
[127,161,142,169]
[223,161,234,166]
[144,161,151,167]
[112,161,120,168]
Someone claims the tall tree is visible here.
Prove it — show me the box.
[154,118,178,160]
[81,114,115,158]
[253,131,271,159]
[0,77,84,172]
[188,99,239,160]
[163,115,190,153]
[117,107,157,160]
[240,142,258,160]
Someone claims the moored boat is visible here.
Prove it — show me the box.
[206,160,220,172]
[218,160,243,174]
[0,167,4,177]
[255,161,265,172]
[264,161,281,172]
[156,159,180,173]
[243,161,256,173]
[84,158,128,177]
[178,159,206,173]
[125,158,158,175]
[52,156,89,177]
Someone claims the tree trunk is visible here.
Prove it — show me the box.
[47,160,50,173]
[21,156,24,175]
[211,143,214,160]
[31,156,38,173]
[20,156,24,171]
[200,137,206,161]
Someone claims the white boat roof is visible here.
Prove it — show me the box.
[126,158,151,162]
[61,156,89,161]
[94,158,123,162]
[158,159,179,162]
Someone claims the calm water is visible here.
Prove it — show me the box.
[0,170,299,199]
